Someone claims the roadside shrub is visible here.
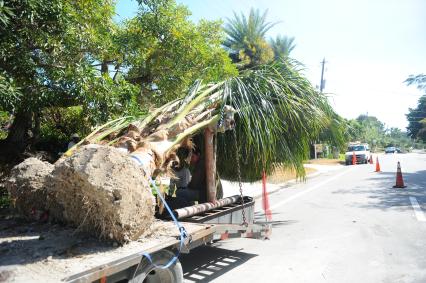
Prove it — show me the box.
[0,111,11,140]
[37,106,92,154]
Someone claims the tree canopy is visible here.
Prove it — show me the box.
[0,0,237,155]
[406,74,426,142]
[119,0,237,103]
[343,115,414,151]
[223,8,276,68]
[270,35,296,60]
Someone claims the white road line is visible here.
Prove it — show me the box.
[409,196,426,222]
[269,166,356,210]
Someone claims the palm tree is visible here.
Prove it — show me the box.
[223,8,277,68]
[67,59,344,181]
[270,35,296,59]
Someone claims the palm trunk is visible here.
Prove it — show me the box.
[5,110,32,152]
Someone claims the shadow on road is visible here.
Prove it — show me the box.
[332,170,426,211]
[180,245,257,282]
[254,211,298,228]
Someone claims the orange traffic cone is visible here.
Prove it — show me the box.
[375,157,381,172]
[352,151,356,165]
[262,171,272,221]
[393,161,406,188]
[369,154,374,164]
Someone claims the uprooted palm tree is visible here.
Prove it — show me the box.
[17,57,344,243]
[67,58,344,181]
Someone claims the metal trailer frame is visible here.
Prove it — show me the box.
[64,220,270,282]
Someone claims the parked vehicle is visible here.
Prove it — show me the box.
[345,143,371,165]
[385,146,396,154]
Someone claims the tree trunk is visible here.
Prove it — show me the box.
[5,111,33,152]
[205,127,216,203]
[101,60,109,75]
[33,112,41,143]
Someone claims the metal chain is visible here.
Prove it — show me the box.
[232,128,248,226]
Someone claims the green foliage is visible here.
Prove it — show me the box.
[224,8,276,68]
[217,59,340,181]
[406,74,426,91]
[0,111,10,139]
[405,74,426,142]
[0,0,14,27]
[406,96,426,142]
[118,0,237,104]
[37,106,90,151]
[318,115,348,151]
[345,115,413,151]
[0,0,142,149]
[0,188,9,209]
[406,75,426,138]
[270,35,296,59]
[0,72,21,113]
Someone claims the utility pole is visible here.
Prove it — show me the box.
[314,58,327,159]
[320,58,326,93]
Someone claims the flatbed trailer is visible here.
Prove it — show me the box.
[1,122,271,282]
[0,199,270,283]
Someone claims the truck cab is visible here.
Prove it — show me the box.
[345,143,370,165]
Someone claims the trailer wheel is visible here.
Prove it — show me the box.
[130,250,183,283]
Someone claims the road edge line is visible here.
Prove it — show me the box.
[269,166,356,210]
[409,196,426,222]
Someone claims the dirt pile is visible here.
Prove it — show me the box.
[49,145,155,243]
[5,158,53,220]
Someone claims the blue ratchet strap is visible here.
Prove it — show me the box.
[140,178,189,269]
[131,154,146,167]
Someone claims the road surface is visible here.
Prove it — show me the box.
[180,152,426,283]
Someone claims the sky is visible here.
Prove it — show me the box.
[115,0,426,130]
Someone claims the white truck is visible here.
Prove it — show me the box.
[345,143,371,165]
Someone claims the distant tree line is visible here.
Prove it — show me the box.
[405,74,426,143]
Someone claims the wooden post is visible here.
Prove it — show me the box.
[205,127,216,203]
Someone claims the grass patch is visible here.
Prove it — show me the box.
[305,158,345,165]
[268,166,317,184]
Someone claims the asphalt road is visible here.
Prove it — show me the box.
[180,152,426,283]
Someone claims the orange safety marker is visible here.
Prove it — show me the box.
[352,151,356,165]
[393,161,407,188]
[375,156,381,172]
[369,154,374,164]
[262,171,272,221]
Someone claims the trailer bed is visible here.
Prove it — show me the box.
[0,218,214,282]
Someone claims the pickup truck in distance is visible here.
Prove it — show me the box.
[345,144,371,165]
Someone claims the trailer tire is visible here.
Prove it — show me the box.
[130,250,183,283]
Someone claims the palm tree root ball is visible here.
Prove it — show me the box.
[6,158,54,220]
[49,145,155,244]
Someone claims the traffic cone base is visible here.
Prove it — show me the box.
[393,161,406,188]
[393,185,407,188]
